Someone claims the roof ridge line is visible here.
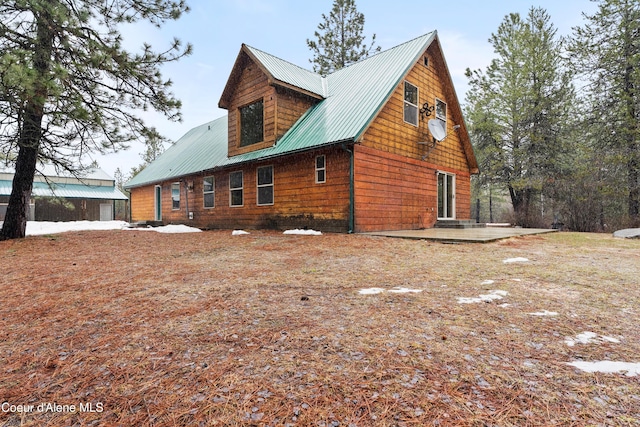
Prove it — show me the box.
[327,30,437,75]
[244,44,320,77]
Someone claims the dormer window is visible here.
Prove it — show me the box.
[239,99,264,147]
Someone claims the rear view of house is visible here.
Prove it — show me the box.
[125,31,478,232]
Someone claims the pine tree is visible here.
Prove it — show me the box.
[465,7,575,227]
[568,0,640,226]
[0,0,192,239]
[307,0,380,75]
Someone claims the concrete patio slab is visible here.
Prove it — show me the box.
[362,227,557,243]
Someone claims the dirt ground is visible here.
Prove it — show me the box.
[1,229,639,426]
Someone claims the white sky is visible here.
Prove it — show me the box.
[93,0,599,177]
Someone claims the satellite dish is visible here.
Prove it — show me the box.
[428,119,447,142]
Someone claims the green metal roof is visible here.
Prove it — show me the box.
[0,180,128,200]
[245,45,326,97]
[125,32,437,189]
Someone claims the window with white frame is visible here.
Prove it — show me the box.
[171,182,180,210]
[403,81,419,126]
[229,171,243,207]
[315,155,326,183]
[203,176,214,208]
[257,165,274,206]
[436,98,447,127]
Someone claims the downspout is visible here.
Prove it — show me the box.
[183,179,190,221]
[341,142,354,233]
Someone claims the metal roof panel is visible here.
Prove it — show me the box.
[245,45,326,97]
[0,180,128,200]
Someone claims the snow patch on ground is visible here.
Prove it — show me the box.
[152,224,202,234]
[565,331,620,347]
[359,288,386,295]
[503,257,529,264]
[24,220,202,235]
[26,220,128,235]
[359,287,422,295]
[457,290,508,304]
[283,229,322,235]
[567,361,640,377]
[232,230,250,235]
[529,310,558,316]
[480,280,495,285]
[388,287,423,294]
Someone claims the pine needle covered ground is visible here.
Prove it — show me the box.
[1,230,639,426]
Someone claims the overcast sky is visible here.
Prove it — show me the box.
[95,0,599,177]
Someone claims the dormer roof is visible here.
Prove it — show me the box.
[219,44,326,109]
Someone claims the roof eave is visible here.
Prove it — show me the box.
[125,139,356,190]
[271,79,324,101]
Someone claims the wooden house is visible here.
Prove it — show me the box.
[125,32,478,233]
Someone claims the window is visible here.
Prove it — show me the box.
[171,182,180,210]
[239,99,264,147]
[403,81,419,126]
[229,171,243,207]
[257,165,274,206]
[436,98,447,126]
[203,176,215,208]
[315,155,326,183]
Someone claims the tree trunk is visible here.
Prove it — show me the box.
[621,6,639,226]
[1,146,38,239]
[0,6,53,240]
[629,154,639,226]
[509,185,535,227]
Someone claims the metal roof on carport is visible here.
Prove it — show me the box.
[0,180,128,200]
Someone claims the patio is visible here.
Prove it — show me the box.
[362,226,557,243]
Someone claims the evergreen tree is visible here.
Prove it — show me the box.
[128,133,166,179]
[113,167,126,193]
[465,7,575,227]
[568,0,640,226]
[307,0,380,75]
[0,0,191,240]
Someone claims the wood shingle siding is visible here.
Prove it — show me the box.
[361,43,470,172]
[227,56,275,157]
[138,148,350,232]
[354,144,471,231]
[275,86,317,142]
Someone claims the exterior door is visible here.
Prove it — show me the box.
[155,185,162,221]
[437,172,455,220]
[99,203,113,221]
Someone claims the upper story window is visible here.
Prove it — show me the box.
[171,182,180,210]
[315,155,326,184]
[403,81,419,126]
[203,176,214,208]
[436,98,447,126]
[239,99,264,147]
